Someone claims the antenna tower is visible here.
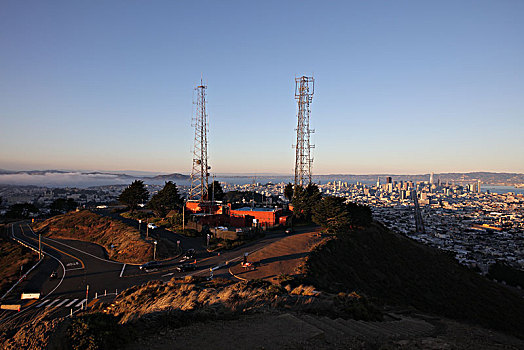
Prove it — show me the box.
[293,76,315,187]
[412,188,426,234]
[188,78,210,201]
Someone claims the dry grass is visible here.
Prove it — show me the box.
[0,224,39,297]
[33,210,153,264]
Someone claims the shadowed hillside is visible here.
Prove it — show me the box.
[303,222,524,338]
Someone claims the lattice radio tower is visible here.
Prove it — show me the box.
[294,76,315,187]
[188,77,210,201]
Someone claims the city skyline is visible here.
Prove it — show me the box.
[1,1,523,174]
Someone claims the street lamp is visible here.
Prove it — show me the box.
[153,240,157,260]
[138,219,142,232]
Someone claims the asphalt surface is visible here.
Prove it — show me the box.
[0,217,310,329]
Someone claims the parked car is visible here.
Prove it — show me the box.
[176,263,197,272]
[139,261,161,271]
[147,223,158,229]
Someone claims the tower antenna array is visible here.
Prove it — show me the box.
[294,76,315,187]
[189,77,210,201]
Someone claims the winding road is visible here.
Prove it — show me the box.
[0,219,304,329]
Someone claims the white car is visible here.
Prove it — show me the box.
[147,223,158,229]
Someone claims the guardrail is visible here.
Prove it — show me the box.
[0,224,43,301]
[0,259,42,301]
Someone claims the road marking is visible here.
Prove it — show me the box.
[20,225,85,269]
[28,225,122,265]
[46,299,61,307]
[162,272,174,277]
[23,299,39,307]
[120,264,126,277]
[65,299,78,307]
[36,300,49,308]
[76,299,87,308]
[55,299,69,307]
[87,299,99,308]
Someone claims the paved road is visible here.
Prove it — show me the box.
[0,220,313,328]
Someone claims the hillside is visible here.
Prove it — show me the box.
[33,210,166,264]
[0,224,38,297]
[303,222,524,338]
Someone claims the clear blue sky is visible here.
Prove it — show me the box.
[1,0,523,174]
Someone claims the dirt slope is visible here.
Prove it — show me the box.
[33,210,153,264]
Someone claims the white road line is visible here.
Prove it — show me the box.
[65,299,78,307]
[75,299,87,308]
[55,299,69,307]
[65,267,85,272]
[15,224,67,301]
[120,264,126,277]
[27,226,123,265]
[162,272,174,277]
[46,299,61,307]
[36,300,49,308]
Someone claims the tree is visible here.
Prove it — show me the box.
[50,198,78,214]
[292,183,322,221]
[118,180,149,212]
[346,202,373,227]
[5,203,39,219]
[207,180,224,201]
[313,196,351,233]
[148,181,183,217]
[312,197,372,233]
[284,183,294,201]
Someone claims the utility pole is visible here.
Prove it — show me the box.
[182,199,185,233]
[85,284,89,310]
[293,76,315,187]
[153,241,157,260]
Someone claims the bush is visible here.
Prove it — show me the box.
[68,313,130,350]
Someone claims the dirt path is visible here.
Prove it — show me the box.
[229,228,325,283]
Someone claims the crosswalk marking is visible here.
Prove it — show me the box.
[55,299,69,307]
[76,299,87,307]
[87,299,99,308]
[23,299,39,307]
[65,299,78,307]
[29,298,96,310]
[36,300,49,308]
[46,299,61,307]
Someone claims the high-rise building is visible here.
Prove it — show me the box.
[429,172,434,185]
[386,176,392,184]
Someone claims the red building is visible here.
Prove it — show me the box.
[229,205,283,227]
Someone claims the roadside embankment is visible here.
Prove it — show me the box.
[0,224,39,297]
[33,210,176,264]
